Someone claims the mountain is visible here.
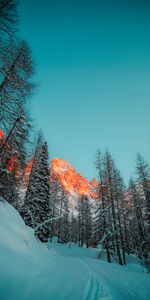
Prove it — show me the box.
[50,158,98,198]
[0,129,99,199]
[25,158,99,199]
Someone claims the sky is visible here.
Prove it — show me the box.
[19,0,150,184]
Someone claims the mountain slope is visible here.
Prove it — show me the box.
[25,157,99,198]
[0,129,98,198]
[0,200,150,300]
[51,158,98,198]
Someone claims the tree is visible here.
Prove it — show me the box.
[21,134,51,242]
[0,127,19,206]
[136,154,150,270]
[57,189,70,243]
[49,175,63,242]
[113,168,127,265]
[78,195,92,248]
[136,154,150,234]
[94,150,127,265]
[129,178,146,258]
[0,39,36,207]
[0,0,18,39]
[0,1,36,208]
[0,40,35,135]
[94,150,112,262]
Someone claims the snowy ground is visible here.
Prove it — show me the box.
[0,200,150,300]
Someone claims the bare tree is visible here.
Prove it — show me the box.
[0,0,18,38]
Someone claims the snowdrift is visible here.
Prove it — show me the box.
[0,200,150,300]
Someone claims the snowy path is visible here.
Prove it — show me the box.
[82,276,101,300]
[80,257,150,300]
[0,202,150,300]
[80,258,110,300]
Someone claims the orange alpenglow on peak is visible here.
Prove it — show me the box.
[50,158,99,198]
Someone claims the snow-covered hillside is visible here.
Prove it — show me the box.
[0,200,150,300]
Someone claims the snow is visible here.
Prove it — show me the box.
[0,200,150,300]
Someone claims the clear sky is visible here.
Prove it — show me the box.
[19,0,150,184]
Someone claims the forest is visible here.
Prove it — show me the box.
[0,0,150,278]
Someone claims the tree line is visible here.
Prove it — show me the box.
[0,0,150,273]
[18,130,150,272]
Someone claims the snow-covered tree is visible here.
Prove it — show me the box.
[129,178,145,256]
[57,189,70,243]
[21,134,51,242]
[78,195,92,248]
[136,154,150,270]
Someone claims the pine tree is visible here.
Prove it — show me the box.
[49,178,61,242]
[21,134,51,242]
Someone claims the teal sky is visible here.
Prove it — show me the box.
[19,0,150,184]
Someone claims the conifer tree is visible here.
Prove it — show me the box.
[49,178,61,241]
[57,189,70,243]
[21,134,51,242]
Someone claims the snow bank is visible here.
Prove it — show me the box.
[0,200,150,300]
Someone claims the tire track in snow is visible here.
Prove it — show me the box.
[80,258,111,300]
[81,258,137,300]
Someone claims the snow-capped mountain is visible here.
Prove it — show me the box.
[0,129,99,200]
[50,158,98,199]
